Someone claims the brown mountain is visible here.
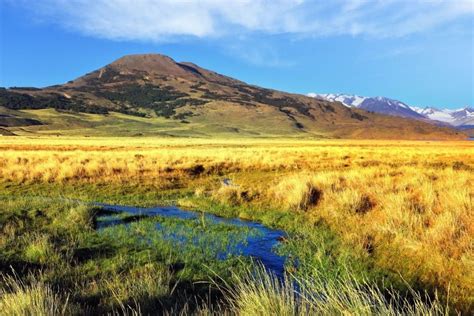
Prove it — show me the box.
[0,54,466,139]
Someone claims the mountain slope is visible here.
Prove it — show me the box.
[0,54,465,139]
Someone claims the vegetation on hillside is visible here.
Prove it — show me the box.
[0,88,109,114]
[95,83,208,118]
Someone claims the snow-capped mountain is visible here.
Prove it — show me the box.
[412,106,474,127]
[307,93,366,107]
[308,93,425,120]
[308,93,473,128]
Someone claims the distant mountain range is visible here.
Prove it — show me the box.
[0,54,467,139]
[411,106,474,128]
[309,93,473,129]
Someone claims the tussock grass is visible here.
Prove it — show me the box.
[223,267,448,316]
[0,272,72,316]
[103,263,172,311]
[212,185,248,206]
[271,174,323,211]
[266,169,473,310]
[22,233,58,265]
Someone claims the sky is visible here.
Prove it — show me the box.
[0,0,473,109]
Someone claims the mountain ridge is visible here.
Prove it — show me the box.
[310,93,473,129]
[413,106,474,127]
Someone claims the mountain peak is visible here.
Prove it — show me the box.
[114,53,176,62]
[459,106,473,112]
[101,53,237,85]
[109,53,189,76]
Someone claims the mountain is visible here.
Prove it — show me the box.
[412,106,474,128]
[309,93,427,120]
[311,93,473,129]
[0,54,465,139]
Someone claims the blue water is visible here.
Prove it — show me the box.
[95,203,287,278]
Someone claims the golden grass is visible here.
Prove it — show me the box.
[224,266,448,316]
[0,273,72,316]
[0,136,473,310]
[269,169,473,307]
[1,137,472,182]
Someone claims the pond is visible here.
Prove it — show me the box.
[95,203,287,278]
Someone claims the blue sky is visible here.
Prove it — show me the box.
[1,0,473,109]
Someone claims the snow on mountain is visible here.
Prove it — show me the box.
[310,93,366,107]
[309,93,424,120]
[414,106,474,126]
[308,92,473,128]
[416,107,453,122]
[410,106,425,113]
[448,107,474,127]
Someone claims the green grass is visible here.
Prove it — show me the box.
[3,106,318,138]
[11,109,195,137]
[0,181,454,314]
[0,193,261,314]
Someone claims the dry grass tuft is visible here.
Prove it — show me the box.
[212,184,253,206]
[272,174,323,211]
[0,272,72,316]
[224,266,448,316]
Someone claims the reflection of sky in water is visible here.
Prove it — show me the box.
[96,203,287,278]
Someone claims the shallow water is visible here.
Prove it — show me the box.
[95,203,287,278]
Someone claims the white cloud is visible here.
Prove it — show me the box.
[13,0,474,41]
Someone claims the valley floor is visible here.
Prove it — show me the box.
[0,137,473,314]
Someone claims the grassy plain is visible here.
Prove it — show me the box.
[0,136,473,314]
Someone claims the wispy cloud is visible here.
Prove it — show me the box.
[224,37,296,67]
[11,0,474,41]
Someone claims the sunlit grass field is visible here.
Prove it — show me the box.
[1,136,473,314]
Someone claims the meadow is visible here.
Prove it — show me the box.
[0,136,472,314]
